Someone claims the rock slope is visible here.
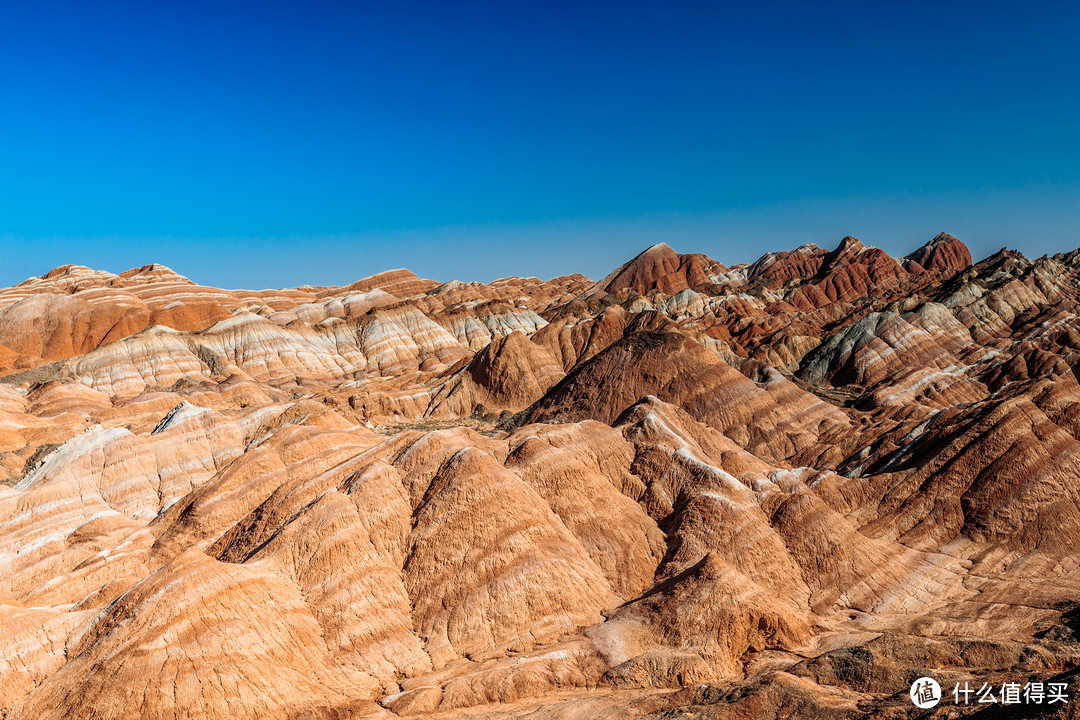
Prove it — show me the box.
[2,234,1080,719]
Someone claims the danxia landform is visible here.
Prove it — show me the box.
[3,234,1080,719]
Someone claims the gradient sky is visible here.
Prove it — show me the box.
[1,1,1078,289]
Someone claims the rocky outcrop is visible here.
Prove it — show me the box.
[903,231,974,275]
[582,243,728,299]
[527,330,852,465]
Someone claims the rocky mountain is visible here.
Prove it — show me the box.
[3,234,1080,719]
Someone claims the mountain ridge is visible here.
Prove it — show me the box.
[2,232,1080,719]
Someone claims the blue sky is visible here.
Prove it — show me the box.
[1,1,1077,289]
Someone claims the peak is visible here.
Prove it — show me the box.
[40,264,98,279]
[340,268,436,297]
[584,242,724,299]
[128,263,174,274]
[747,243,829,283]
[820,236,868,267]
[835,236,865,252]
[18,264,121,290]
[616,242,680,268]
[623,243,681,267]
[368,268,419,280]
[119,263,188,280]
[904,233,972,276]
[427,279,465,295]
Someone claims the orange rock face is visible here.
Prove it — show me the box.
[3,235,1080,719]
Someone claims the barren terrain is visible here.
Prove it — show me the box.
[3,234,1080,718]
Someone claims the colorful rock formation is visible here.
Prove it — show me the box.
[4,233,1080,719]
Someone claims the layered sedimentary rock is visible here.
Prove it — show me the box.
[3,233,1080,719]
[582,242,730,299]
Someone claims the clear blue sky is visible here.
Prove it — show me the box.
[1,1,1078,289]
